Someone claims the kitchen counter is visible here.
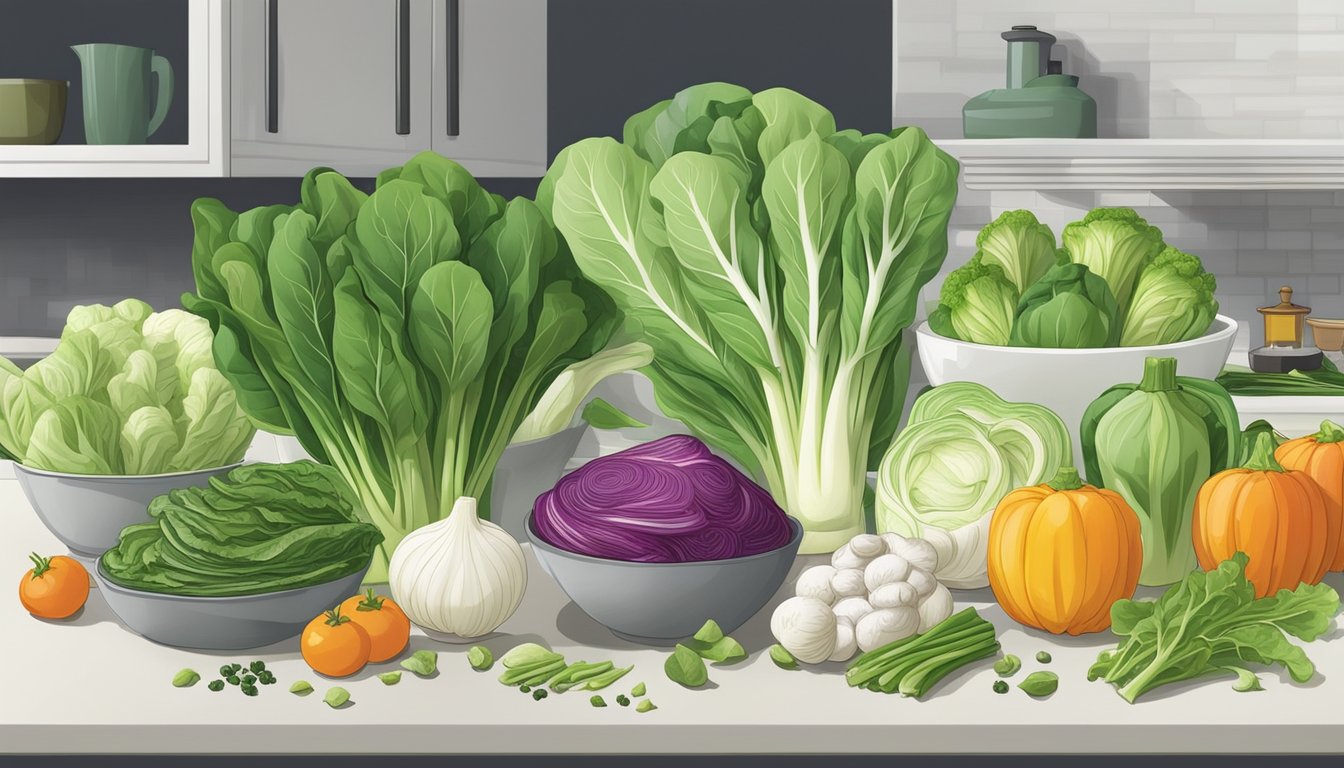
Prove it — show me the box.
[2,470,1343,756]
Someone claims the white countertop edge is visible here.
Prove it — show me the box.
[2,723,1341,755]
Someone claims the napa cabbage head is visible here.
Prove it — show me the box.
[877,382,1071,587]
[0,299,254,475]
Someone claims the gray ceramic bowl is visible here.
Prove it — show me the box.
[492,424,588,542]
[94,560,370,650]
[14,462,241,568]
[528,514,803,645]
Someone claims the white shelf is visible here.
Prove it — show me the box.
[935,139,1344,191]
[0,0,228,178]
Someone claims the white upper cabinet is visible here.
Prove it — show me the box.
[231,0,546,177]
[0,0,227,178]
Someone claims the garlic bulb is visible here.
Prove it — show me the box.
[388,496,527,639]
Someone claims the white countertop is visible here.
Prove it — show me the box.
[2,471,1343,755]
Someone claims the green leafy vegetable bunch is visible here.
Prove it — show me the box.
[183,153,619,578]
[542,82,961,552]
[1088,552,1340,703]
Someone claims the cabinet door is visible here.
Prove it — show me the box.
[429,0,547,177]
[231,0,433,176]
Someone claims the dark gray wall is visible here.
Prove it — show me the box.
[0,0,190,145]
[548,0,894,156]
[0,0,893,338]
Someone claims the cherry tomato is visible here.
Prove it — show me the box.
[19,553,89,619]
[301,607,371,677]
[339,589,411,663]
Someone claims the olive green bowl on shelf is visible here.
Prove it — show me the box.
[0,79,68,144]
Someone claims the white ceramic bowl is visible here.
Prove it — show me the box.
[915,315,1239,470]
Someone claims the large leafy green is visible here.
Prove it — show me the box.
[544,83,959,552]
[1088,553,1339,703]
[184,153,619,579]
[99,462,383,596]
[0,299,254,474]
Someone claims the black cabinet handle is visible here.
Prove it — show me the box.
[265,0,278,133]
[445,0,459,136]
[395,0,411,135]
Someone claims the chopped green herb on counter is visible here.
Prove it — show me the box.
[207,680,225,692]
[993,680,1009,694]
[468,645,494,671]
[1035,651,1052,664]
[226,675,240,686]
[379,672,402,686]
[400,650,438,677]
[769,644,799,670]
[665,644,709,688]
[1229,668,1264,693]
[324,687,351,708]
[289,680,314,696]
[683,619,747,665]
[249,660,267,674]
[1019,671,1058,697]
[590,695,607,708]
[532,688,549,701]
[241,684,258,697]
[520,685,532,694]
[171,669,200,688]
[582,665,632,691]
[616,695,630,707]
[242,674,257,686]
[635,699,657,713]
[993,654,1021,677]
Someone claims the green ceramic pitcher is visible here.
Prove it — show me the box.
[71,43,174,144]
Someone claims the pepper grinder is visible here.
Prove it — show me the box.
[1249,285,1322,373]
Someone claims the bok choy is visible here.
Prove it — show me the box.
[183,154,619,579]
[542,83,960,552]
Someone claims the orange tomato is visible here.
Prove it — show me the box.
[301,607,371,677]
[338,589,411,663]
[19,553,89,619]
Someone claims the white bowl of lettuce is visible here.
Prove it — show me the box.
[916,209,1238,470]
[0,300,255,565]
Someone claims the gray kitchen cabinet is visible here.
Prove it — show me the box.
[230,0,546,178]
[429,0,547,177]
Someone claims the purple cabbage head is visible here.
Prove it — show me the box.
[531,435,795,562]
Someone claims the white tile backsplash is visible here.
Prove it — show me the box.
[899,1,1344,361]
[895,0,1344,140]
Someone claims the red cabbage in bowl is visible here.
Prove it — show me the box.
[531,435,794,563]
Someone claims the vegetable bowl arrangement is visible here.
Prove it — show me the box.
[2,80,1343,746]
[1,299,255,564]
[917,208,1238,471]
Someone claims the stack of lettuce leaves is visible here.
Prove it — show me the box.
[100,462,383,597]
